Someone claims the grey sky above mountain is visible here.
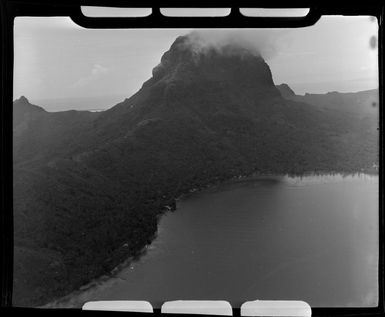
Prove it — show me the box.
[14,15,378,111]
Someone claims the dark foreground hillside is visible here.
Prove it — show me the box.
[13,35,378,306]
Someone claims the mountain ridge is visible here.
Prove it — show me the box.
[13,34,379,306]
[276,83,379,117]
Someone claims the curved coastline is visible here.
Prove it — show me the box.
[44,171,378,308]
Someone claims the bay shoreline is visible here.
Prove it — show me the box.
[44,170,378,308]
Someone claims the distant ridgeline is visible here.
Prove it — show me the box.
[13,34,378,306]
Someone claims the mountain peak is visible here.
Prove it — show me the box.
[276,84,296,99]
[16,95,29,104]
[142,33,279,101]
[13,96,46,127]
[154,33,265,74]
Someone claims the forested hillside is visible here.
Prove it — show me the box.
[13,34,379,306]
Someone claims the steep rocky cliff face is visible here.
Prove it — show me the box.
[13,33,378,306]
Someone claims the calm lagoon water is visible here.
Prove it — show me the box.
[54,174,378,308]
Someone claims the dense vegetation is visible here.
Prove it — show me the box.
[13,35,378,306]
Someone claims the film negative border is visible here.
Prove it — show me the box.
[1,1,384,317]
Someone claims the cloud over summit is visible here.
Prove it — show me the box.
[179,29,281,60]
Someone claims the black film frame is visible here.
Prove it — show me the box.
[1,1,384,317]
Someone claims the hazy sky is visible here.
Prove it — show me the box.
[14,15,378,111]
